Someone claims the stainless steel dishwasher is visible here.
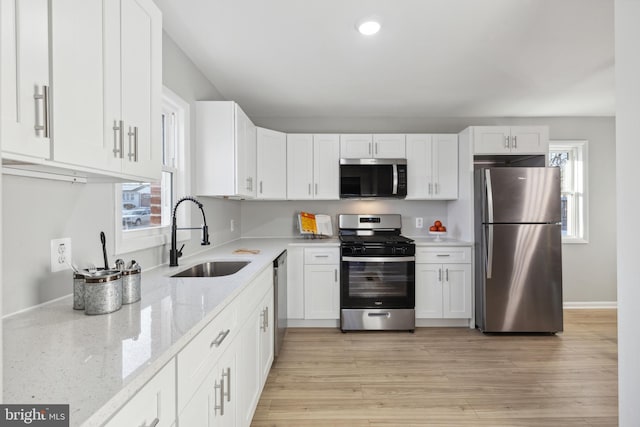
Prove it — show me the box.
[273,250,287,357]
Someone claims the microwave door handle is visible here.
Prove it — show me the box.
[392,163,398,195]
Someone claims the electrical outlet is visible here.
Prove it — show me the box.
[416,217,423,228]
[51,238,72,272]
[230,219,235,232]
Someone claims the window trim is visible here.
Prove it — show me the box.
[549,139,589,245]
[114,86,191,255]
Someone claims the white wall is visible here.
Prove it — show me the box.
[0,32,239,315]
[253,116,616,304]
[615,1,640,425]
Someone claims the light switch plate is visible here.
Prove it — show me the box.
[51,238,72,272]
[416,217,423,228]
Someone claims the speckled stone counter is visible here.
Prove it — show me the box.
[2,237,333,426]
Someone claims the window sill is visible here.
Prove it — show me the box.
[562,238,589,245]
[116,226,191,255]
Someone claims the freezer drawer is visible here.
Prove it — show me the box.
[480,223,563,332]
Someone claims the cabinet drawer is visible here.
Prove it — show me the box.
[105,359,176,427]
[416,247,472,264]
[304,247,339,264]
[177,303,237,411]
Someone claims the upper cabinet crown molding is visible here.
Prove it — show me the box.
[196,101,257,198]
[471,126,549,155]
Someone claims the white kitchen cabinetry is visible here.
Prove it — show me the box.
[2,0,162,182]
[472,126,549,155]
[1,0,51,160]
[105,359,176,427]
[286,134,339,200]
[415,246,472,319]
[406,134,458,200]
[257,127,287,199]
[196,101,257,198]
[237,267,274,427]
[304,248,340,320]
[340,134,406,158]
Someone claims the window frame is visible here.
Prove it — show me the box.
[114,86,191,254]
[549,139,589,244]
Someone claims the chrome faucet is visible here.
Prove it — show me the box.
[170,196,210,267]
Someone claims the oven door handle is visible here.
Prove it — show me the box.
[342,256,415,262]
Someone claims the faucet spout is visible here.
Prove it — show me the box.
[169,196,210,267]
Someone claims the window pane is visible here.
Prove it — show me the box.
[122,183,152,230]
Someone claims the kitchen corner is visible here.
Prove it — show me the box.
[2,238,309,426]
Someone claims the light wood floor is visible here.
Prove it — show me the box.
[252,310,618,426]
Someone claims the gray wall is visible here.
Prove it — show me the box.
[251,116,616,304]
[1,32,239,315]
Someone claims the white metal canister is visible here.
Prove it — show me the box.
[121,265,141,304]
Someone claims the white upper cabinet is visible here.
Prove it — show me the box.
[2,0,162,182]
[196,101,257,198]
[287,134,339,200]
[1,0,51,160]
[256,127,287,199]
[472,126,549,155]
[340,134,406,158]
[406,134,458,200]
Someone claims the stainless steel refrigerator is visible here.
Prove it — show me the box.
[474,166,563,333]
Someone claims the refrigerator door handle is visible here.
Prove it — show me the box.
[485,169,494,223]
[486,225,493,279]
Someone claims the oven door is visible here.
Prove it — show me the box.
[341,256,415,308]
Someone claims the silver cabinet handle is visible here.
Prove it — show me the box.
[210,329,230,348]
[144,418,160,427]
[513,135,517,149]
[33,85,50,137]
[438,268,442,282]
[435,182,439,194]
[260,181,263,194]
[308,183,311,195]
[504,135,509,149]
[375,142,378,155]
[368,143,372,155]
[134,126,139,162]
[214,379,224,416]
[314,255,329,258]
[315,183,318,195]
[112,120,124,158]
[428,183,433,195]
[246,177,252,191]
[334,268,338,282]
[127,126,135,160]
[222,367,231,402]
[265,306,269,328]
[436,254,451,257]
[446,268,449,282]
[260,309,266,332]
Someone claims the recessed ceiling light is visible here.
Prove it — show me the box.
[357,20,381,36]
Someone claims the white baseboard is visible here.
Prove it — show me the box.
[563,301,617,309]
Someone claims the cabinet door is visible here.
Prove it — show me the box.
[237,307,261,427]
[340,134,372,158]
[415,264,443,318]
[373,134,406,158]
[442,264,472,318]
[313,134,339,199]
[432,134,458,199]
[235,105,257,198]
[511,126,549,154]
[120,0,161,180]
[259,291,274,381]
[52,0,111,170]
[473,126,511,154]
[257,127,287,199]
[405,134,431,199]
[304,264,340,319]
[286,134,313,199]
[105,359,176,427]
[1,0,51,159]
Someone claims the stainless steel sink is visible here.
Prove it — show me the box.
[171,261,250,278]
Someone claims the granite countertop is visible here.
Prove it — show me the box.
[2,237,309,426]
[410,236,473,246]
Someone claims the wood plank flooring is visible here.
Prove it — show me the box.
[252,310,618,426]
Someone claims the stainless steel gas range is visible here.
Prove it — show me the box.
[338,214,416,331]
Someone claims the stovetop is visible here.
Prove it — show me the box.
[339,235,414,245]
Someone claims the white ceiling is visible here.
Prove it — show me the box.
[153,0,614,118]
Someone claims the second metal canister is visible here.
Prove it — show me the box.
[84,270,123,315]
[73,272,87,310]
[121,265,141,304]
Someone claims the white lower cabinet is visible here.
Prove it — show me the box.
[415,246,473,319]
[303,248,340,320]
[105,359,176,427]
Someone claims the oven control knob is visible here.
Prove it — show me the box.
[394,247,406,255]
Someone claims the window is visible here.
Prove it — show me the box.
[115,87,190,253]
[549,140,588,243]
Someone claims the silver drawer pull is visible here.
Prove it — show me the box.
[143,419,159,427]
[210,329,231,348]
[436,254,451,257]
[314,255,329,258]
[368,312,390,318]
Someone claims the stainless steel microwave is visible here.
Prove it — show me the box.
[339,158,407,199]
